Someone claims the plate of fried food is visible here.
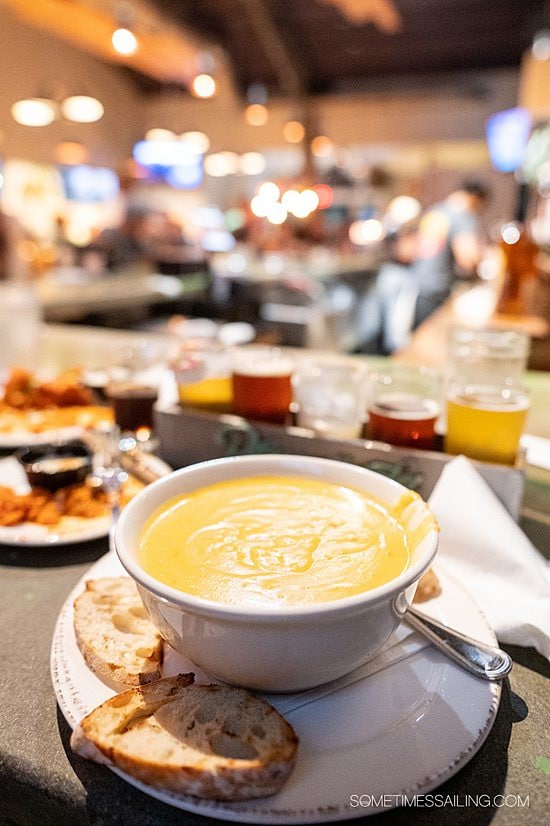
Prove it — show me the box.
[0,456,142,546]
[0,367,114,448]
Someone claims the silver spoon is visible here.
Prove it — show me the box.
[394,594,513,681]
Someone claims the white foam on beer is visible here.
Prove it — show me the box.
[448,389,529,412]
[234,358,293,378]
[370,393,439,420]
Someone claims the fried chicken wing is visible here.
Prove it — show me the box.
[56,484,109,519]
[1,367,95,409]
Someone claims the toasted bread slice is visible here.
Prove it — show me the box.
[74,577,163,686]
[413,568,441,603]
[70,674,299,801]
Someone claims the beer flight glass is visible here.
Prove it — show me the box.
[444,380,529,465]
[292,358,368,439]
[367,365,441,450]
[171,344,233,414]
[444,327,530,465]
[231,346,294,424]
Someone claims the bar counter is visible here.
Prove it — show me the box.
[1,324,549,826]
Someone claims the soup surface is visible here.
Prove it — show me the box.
[140,475,421,607]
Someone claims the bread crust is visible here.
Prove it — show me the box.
[413,568,441,603]
[73,577,163,686]
[70,674,299,801]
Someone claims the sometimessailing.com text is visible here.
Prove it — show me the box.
[349,794,530,809]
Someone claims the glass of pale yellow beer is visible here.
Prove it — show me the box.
[171,344,233,414]
[445,382,529,465]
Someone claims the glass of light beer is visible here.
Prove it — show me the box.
[367,365,441,450]
[231,346,294,424]
[171,344,233,414]
[447,327,530,384]
[445,381,529,465]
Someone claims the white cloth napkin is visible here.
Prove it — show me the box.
[428,455,550,660]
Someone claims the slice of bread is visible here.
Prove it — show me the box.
[70,674,299,801]
[413,568,441,603]
[73,577,163,686]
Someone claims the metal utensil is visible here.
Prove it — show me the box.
[118,434,172,484]
[394,594,512,681]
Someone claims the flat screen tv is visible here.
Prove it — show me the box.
[486,108,532,174]
[60,165,120,202]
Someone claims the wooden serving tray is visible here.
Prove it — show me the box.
[154,405,525,519]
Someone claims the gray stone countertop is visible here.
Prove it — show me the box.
[1,538,548,826]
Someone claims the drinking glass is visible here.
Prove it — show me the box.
[105,341,162,434]
[367,365,441,450]
[445,381,529,465]
[0,282,41,374]
[447,327,530,384]
[231,346,294,424]
[292,359,368,439]
[106,382,158,433]
[171,344,232,414]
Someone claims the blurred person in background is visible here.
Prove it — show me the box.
[0,210,28,281]
[355,220,419,355]
[87,207,193,275]
[85,206,158,273]
[411,180,490,326]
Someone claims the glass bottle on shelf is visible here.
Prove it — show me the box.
[496,220,539,316]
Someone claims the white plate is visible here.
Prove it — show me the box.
[0,513,111,546]
[0,457,111,546]
[51,552,501,822]
[0,425,85,449]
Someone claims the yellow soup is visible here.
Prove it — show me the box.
[140,475,425,608]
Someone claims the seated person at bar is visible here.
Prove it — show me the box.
[411,180,490,327]
[85,206,158,273]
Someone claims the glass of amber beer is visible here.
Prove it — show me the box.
[367,365,441,450]
[231,346,294,424]
[445,381,529,465]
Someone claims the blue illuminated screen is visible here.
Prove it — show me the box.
[132,141,203,190]
[61,165,120,202]
[486,108,532,173]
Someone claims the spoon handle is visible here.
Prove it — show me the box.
[405,606,513,681]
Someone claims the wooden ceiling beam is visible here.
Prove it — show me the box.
[236,0,307,98]
[319,0,402,33]
[1,0,216,87]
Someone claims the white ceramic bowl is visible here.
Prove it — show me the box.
[115,455,438,692]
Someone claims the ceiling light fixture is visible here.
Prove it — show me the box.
[283,120,305,143]
[245,104,268,126]
[55,141,89,165]
[179,131,211,154]
[61,95,104,123]
[11,97,57,127]
[112,1,139,56]
[311,135,334,157]
[112,27,139,55]
[145,128,177,141]
[532,30,550,61]
[239,152,267,175]
[191,74,217,98]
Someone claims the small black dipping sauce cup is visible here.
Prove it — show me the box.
[16,440,93,491]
